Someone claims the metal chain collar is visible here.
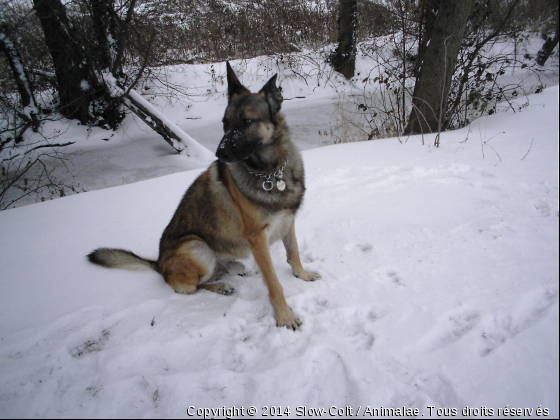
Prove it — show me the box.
[246,160,288,191]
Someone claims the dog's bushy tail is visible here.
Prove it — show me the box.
[87,248,158,272]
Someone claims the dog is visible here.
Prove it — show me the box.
[88,62,319,330]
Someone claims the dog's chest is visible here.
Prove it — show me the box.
[264,210,293,243]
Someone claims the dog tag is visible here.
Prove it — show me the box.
[276,180,286,191]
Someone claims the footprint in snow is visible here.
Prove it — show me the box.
[347,324,375,350]
[417,309,480,352]
[532,199,554,217]
[358,243,373,253]
[223,352,247,372]
[387,270,405,287]
[70,329,111,358]
[344,242,373,254]
[384,359,463,409]
[478,288,558,356]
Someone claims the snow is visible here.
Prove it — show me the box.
[80,80,91,91]
[0,61,558,419]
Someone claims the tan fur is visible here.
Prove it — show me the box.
[222,164,302,328]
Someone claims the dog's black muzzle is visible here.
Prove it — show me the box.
[216,130,257,163]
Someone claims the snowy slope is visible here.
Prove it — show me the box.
[0,86,558,418]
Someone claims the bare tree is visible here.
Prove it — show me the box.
[89,0,120,72]
[0,23,40,131]
[332,0,357,79]
[535,0,559,66]
[31,0,209,157]
[537,29,559,66]
[405,0,474,140]
[0,133,80,210]
[32,0,123,128]
[1,2,83,210]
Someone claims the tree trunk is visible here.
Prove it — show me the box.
[90,0,119,72]
[536,29,559,66]
[123,89,215,162]
[33,0,96,124]
[414,0,440,79]
[405,0,473,137]
[0,24,40,131]
[333,0,357,79]
[33,0,124,128]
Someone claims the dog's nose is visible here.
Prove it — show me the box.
[216,133,235,162]
[216,130,248,163]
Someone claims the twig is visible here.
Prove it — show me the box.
[521,138,534,161]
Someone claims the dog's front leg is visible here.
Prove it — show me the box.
[248,231,302,331]
[283,221,321,282]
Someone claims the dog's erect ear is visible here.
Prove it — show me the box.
[260,74,283,115]
[226,61,249,101]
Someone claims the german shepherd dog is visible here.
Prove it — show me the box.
[88,63,319,330]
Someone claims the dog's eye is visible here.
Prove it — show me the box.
[242,118,253,126]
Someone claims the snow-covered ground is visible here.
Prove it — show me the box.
[0,59,558,418]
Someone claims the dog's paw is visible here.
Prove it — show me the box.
[278,317,302,331]
[202,283,235,296]
[295,269,321,282]
[226,261,250,277]
[216,283,235,296]
[276,308,302,331]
